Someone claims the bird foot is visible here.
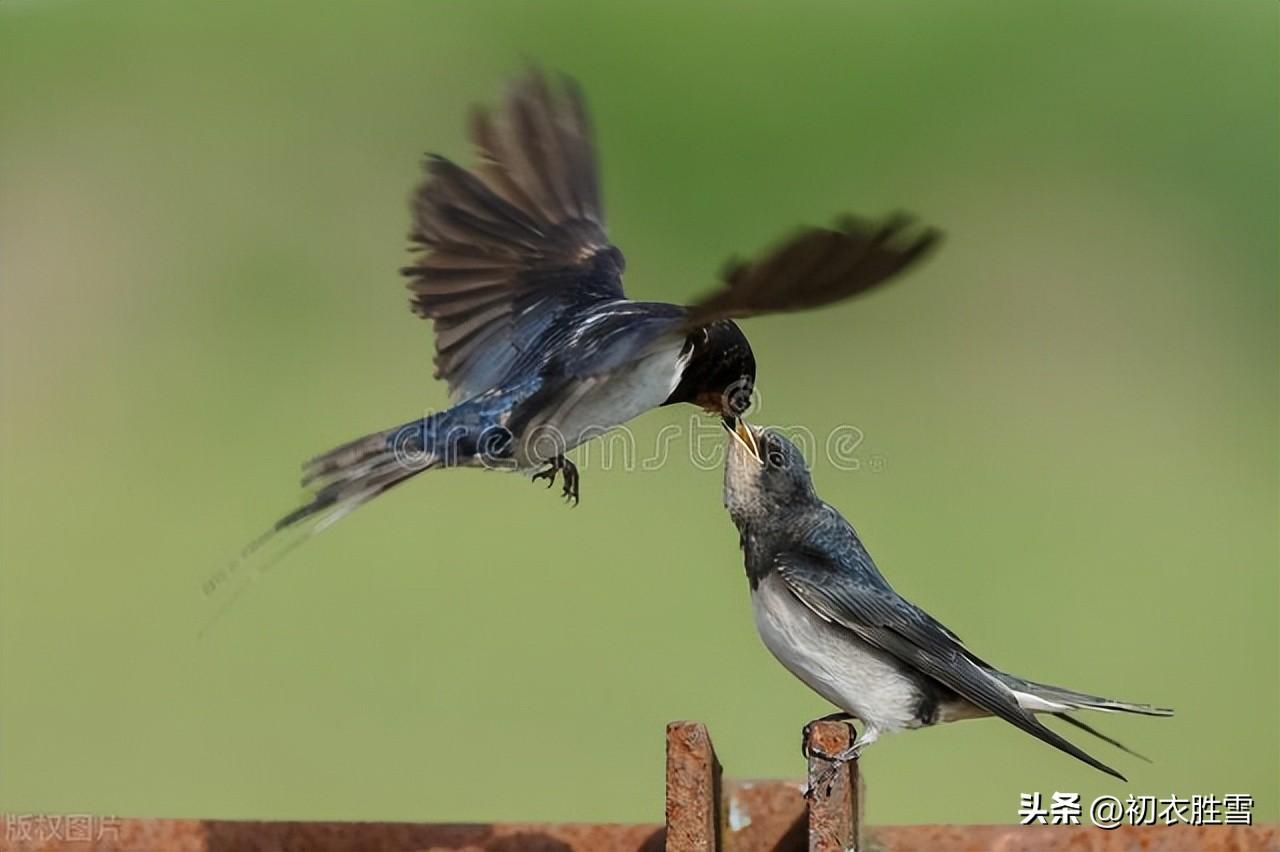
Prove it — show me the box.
[531,455,579,506]
[804,764,841,801]
[802,714,859,800]
[804,747,862,800]
[559,458,579,505]
[531,464,557,489]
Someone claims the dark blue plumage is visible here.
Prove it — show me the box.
[244,69,939,560]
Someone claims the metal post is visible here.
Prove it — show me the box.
[806,720,864,852]
[665,721,722,852]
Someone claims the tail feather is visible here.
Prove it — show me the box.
[300,431,395,488]
[1052,712,1153,763]
[1006,674,1174,717]
[199,421,438,637]
[269,423,435,541]
[990,670,1171,769]
[202,385,524,636]
[1001,708,1128,781]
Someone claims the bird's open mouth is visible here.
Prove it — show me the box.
[722,416,763,464]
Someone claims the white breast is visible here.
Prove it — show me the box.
[521,341,688,465]
[752,573,924,733]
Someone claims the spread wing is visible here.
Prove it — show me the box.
[402,70,626,400]
[773,550,1125,780]
[683,214,940,330]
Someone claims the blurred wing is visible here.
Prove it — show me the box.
[683,214,940,330]
[402,70,626,400]
[774,551,1125,780]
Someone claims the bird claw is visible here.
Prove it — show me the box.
[802,714,859,799]
[533,456,579,506]
[560,459,579,506]
[803,755,852,801]
[531,466,557,488]
[802,776,831,801]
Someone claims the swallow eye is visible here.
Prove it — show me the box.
[762,437,785,468]
[726,380,752,416]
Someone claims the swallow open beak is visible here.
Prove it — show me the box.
[722,415,763,465]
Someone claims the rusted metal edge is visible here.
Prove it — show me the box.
[0,816,1273,852]
[0,819,665,852]
[665,720,722,852]
[870,823,1278,852]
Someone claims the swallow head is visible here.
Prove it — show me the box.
[723,422,817,525]
[663,320,756,418]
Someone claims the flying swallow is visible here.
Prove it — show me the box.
[722,421,1171,795]
[250,71,939,556]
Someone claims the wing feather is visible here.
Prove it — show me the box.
[683,215,940,330]
[403,70,625,400]
[774,551,1125,780]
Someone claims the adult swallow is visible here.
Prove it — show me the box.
[722,422,1172,794]
[254,71,939,553]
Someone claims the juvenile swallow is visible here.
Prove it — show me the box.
[722,422,1172,794]
[253,70,939,554]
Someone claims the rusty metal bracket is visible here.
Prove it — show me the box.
[0,720,1273,851]
[666,719,861,852]
[661,720,1275,852]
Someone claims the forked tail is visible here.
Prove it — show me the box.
[273,420,439,541]
[201,405,510,635]
[997,671,1173,763]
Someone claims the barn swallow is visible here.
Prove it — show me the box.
[250,70,939,556]
[722,421,1172,796]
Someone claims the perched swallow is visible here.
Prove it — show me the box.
[722,422,1171,794]
[254,70,939,553]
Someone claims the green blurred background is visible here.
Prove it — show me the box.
[2,0,1276,827]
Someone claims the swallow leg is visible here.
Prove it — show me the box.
[531,455,579,506]
[804,719,874,801]
[560,457,579,505]
[531,462,559,489]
